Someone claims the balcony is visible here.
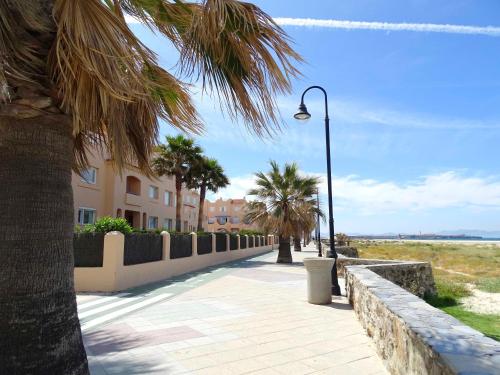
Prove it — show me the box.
[125,192,142,207]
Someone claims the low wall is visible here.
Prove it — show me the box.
[338,258,435,298]
[320,245,359,259]
[75,233,276,292]
[336,246,359,258]
[345,265,500,374]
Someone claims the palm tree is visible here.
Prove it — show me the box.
[245,161,321,263]
[187,157,229,231]
[0,1,301,373]
[153,135,203,232]
[293,200,320,251]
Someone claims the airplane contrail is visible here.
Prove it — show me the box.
[274,17,500,37]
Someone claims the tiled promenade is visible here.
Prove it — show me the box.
[77,245,387,374]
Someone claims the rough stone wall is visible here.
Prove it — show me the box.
[337,258,399,276]
[345,266,500,375]
[337,258,436,297]
[335,246,359,258]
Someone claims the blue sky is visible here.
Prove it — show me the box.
[128,0,500,235]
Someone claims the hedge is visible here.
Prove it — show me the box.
[170,234,192,259]
[215,233,227,252]
[197,235,212,255]
[240,236,247,249]
[124,233,162,265]
[74,233,104,267]
[229,235,238,250]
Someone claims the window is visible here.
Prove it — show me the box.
[80,167,96,184]
[149,185,159,199]
[126,176,141,195]
[78,208,96,225]
[220,206,227,212]
[164,191,173,206]
[208,218,215,224]
[217,216,228,225]
[163,218,173,230]
[234,206,241,212]
[209,207,215,212]
[148,216,158,229]
[231,217,240,224]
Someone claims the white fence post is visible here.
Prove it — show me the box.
[161,231,170,260]
[211,233,216,253]
[191,232,197,257]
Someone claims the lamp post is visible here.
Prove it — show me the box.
[294,85,341,296]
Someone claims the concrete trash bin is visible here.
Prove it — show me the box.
[303,257,335,304]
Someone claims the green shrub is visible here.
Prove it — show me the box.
[74,224,95,233]
[239,229,264,236]
[93,217,132,234]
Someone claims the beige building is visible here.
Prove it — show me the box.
[72,149,199,232]
[203,198,259,233]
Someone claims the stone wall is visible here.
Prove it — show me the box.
[337,258,436,297]
[345,265,500,374]
[335,246,359,258]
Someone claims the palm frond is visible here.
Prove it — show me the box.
[49,0,202,172]
[122,0,303,135]
[0,1,51,100]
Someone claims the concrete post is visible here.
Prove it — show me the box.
[191,232,197,257]
[161,231,170,260]
[211,233,216,253]
[226,234,230,251]
[236,234,240,250]
[103,231,125,269]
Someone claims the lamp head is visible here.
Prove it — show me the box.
[293,103,311,120]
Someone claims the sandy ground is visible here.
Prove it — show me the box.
[460,285,500,315]
[368,239,500,246]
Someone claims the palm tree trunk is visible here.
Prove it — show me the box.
[197,184,206,232]
[0,115,89,374]
[277,235,292,263]
[293,237,302,251]
[175,174,182,232]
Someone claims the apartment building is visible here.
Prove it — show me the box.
[203,198,259,233]
[72,148,199,232]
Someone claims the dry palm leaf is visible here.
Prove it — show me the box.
[50,0,200,172]
[0,0,51,100]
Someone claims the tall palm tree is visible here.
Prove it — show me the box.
[245,161,321,263]
[187,157,229,231]
[0,1,301,373]
[153,135,203,232]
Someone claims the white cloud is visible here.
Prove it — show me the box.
[210,171,500,213]
[275,18,500,37]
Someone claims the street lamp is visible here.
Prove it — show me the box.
[294,85,341,296]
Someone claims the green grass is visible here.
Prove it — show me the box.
[475,278,500,293]
[354,241,500,341]
[425,280,499,341]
